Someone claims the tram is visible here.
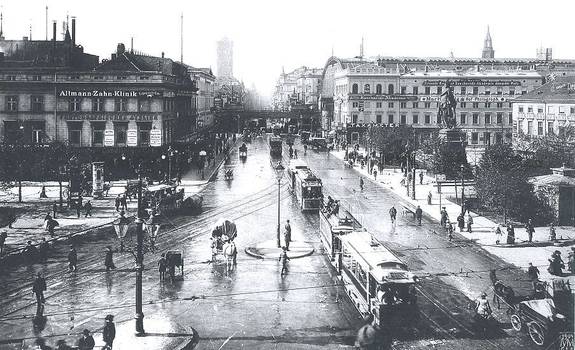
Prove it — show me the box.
[270,136,283,157]
[320,198,418,327]
[287,160,323,211]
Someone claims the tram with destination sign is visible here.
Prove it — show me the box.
[287,160,323,211]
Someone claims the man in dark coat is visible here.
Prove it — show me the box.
[102,315,116,349]
[52,202,58,218]
[105,247,115,271]
[525,218,535,243]
[284,220,292,251]
[506,224,515,244]
[415,206,423,226]
[389,206,397,223]
[115,195,121,212]
[38,238,50,261]
[457,213,465,232]
[78,329,95,350]
[84,200,93,217]
[46,218,59,237]
[68,246,78,272]
[33,272,47,305]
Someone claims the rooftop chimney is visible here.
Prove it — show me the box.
[23,36,28,41]
[116,43,125,55]
[52,21,57,41]
[161,52,164,58]
[71,17,76,46]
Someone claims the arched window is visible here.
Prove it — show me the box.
[364,84,371,94]
[376,84,382,94]
[388,84,394,94]
[352,84,358,94]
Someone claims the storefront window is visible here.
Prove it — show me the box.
[91,122,105,146]
[138,122,152,146]
[68,122,83,146]
[115,123,128,145]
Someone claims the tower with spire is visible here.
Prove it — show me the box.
[482,26,494,59]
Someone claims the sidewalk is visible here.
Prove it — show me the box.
[331,148,575,290]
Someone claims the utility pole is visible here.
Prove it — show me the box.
[134,173,145,334]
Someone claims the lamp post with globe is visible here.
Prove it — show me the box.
[273,162,285,248]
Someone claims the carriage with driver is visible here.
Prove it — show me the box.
[211,219,238,267]
[239,143,248,159]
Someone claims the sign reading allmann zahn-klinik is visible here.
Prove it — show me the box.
[58,90,163,97]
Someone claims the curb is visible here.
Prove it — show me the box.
[174,325,199,350]
[244,246,315,260]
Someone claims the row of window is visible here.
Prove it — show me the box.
[67,122,153,146]
[349,83,528,96]
[517,120,557,136]
[350,101,512,109]
[1,75,156,81]
[352,112,513,125]
[518,105,575,115]
[4,96,179,113]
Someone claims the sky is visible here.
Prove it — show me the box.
[2,0,575,97]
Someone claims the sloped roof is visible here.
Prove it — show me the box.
[95,52,188,76]
[530,174,575,187]
[513,76,575,103]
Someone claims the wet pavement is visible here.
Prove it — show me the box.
[0,134,558,349]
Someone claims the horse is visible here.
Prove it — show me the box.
[222,241,237,271]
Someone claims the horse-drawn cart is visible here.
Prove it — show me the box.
[181,194,203,212]
[165,250,184,282]
[211,220,238,266]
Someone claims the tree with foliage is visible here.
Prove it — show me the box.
[475,143,553,224]
[367,125,414,165]
[430,139,470,179]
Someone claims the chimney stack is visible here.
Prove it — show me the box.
[52,21,57,41]
[161,52,165,58]
[71,17,76,45]
[116,43,125,55]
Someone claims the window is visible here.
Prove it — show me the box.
[571,107,575,115]
[519,106,524,113]
[497,87,503,95]
[424,102,431,108]
[508,113,513,124]
[485,89,491,95]
[425,114,431,124]
[460,114,467,125]
[537,107,543,114]
[6,96,18,111]
[436,114,441,124]
[472,102,479,109]
[352,102,359,108]
[376,84,382,94]
[388,102,394,108]
[484,132,491,145]
[401,86,407,95]
[376,102,382,108]
[484,114,491,124]
[115,123,128,145]
[522,90,527,95]
[413,87,418,95]
[91,122,105,146]
[496,102,503,108]
[473,87,479,95]
[92,98,104,112]
[412,114,419,124]
[559,106,567,115]
[30,122,45,144]
[548,121,554,134]
[425,87,430,95]
[138,98,151,112]
[6,75,16,81]
[352,84,358,94]
[437,87,442,95]
[388,115,394,124]
[537,121,543,136]
[376,115,382,123]
[70,75,80,80]
[31,75,41,81]
[460,87,466,95]
[139,76,150,80]
[485,102,491,108]
[509,88,515,95]
[69,98,81,112]
[116,76,127,80]
[68,122,82,146]
[138,123,152,146]
[387,84,394,94]
[527,121,533,135]
[471,132,478,144]
[460,102,467,108]
[364,84,370,94]
[472,113,479,124]
[115,98,127,112]
[497,113,503,124]
[400,115,406,124]
[496,133,503,144]
[400,102,407,109]
[527,106,533,113]
[31,95,44,112]
[518,120,524,133]
[412,102,419,108]
[352,114,358,124]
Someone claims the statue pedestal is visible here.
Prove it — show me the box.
[439,129,467,146]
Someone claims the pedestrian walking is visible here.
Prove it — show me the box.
[304,144,307,155]
[23,241,39,263]
[419,172,424,185]
[105,246,115,271]
[415,205,422,226]
[38,238,49,261]
[506,224,515,244]
[68,245,78,272]
[284,220,292,250]
[39,185,48,198]
[32,272,46,305]
[294,149,298,158]
[494,225,502,245]
[52,202,58,218]
[549,223,556,242]
[568,247,575,274]
[115,194,121,212]
[457,213,465,232]
[440,207,448,228]
[373,168,378,181]
[77,329,95,350]
[389,206,397,224]
[46,217,59,237]
[466,213,474,233]
[120,194,128,212]
[474,292,493,325]
[279,247,290,276]
[288,147,293,159]
[102,315,116,349]
[427,191,432,205]
[527,262,540,291]
[158,253,167,282]
[359,177,364,191]
[354,314,383,350]
[447,221,454,241]
[548,250,565,276]
[44,213,52,230]
[525,218,535,243]
[0,231,7,256]
[84,200,93,217]
[76,198,82,218]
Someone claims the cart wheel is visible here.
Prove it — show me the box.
[510,314,523,331]
[528,322,545,346]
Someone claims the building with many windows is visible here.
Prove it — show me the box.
[273,66,322,111]
[512,76,575,138]
[188,66,216,131]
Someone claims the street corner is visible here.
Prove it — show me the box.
[244,239,314,259]
[101,315,199,350]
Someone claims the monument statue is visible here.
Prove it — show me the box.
[438,80,457,129]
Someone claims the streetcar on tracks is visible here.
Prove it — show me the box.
[270,136,283,157]
[287,160,323,211]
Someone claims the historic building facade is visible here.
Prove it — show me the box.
[189,66,216,130]
[272,66,322,111]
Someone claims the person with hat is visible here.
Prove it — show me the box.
[474,292,493,333]
[284,220,292,251]
[158,253,167,282]
[32,272,47,305]
[527,262,540,291]
[440,207,448,228]
[279,247,290,276]
[68,245,78,272]
[568,247,575,274]
[103,315,116,349]
[105,246,115,271]
[549,223,557,242]
[77,329,95,350]
[548,250,565,276]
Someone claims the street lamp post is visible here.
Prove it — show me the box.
[274,162,285,248]
[460,164,465,214]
